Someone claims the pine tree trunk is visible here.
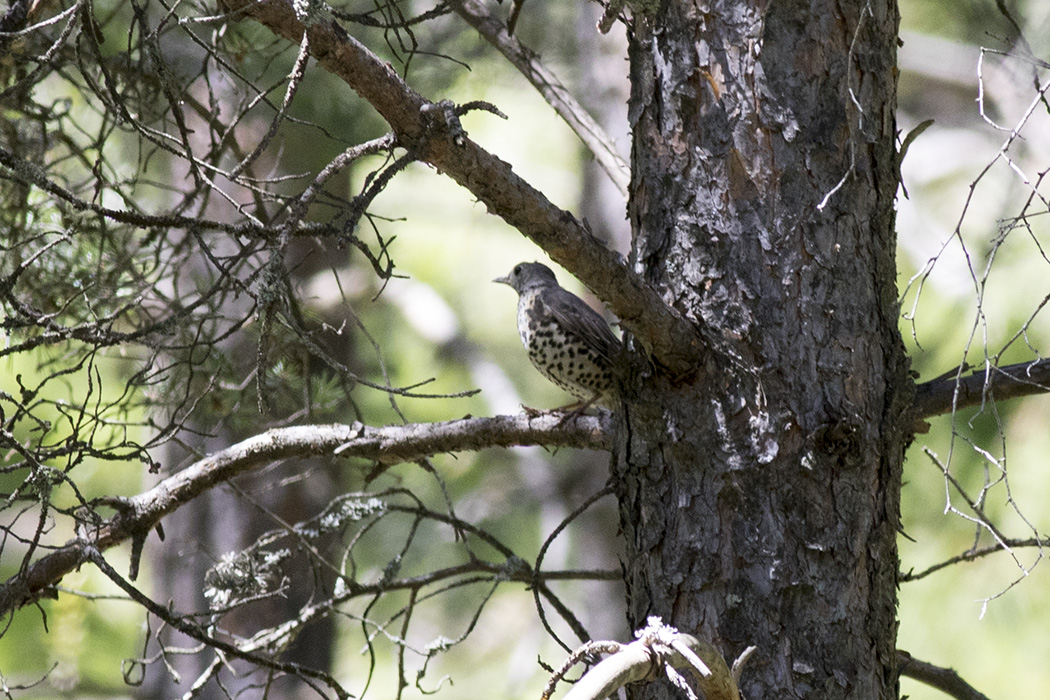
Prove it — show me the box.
[615,1,911,697]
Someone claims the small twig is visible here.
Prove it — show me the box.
[449,0,630,198]
[899,536,1050,582]
[532,484,615,651]
[82,545,350,698]
[454,100,508,120]
[541,640,625,700]
[229,31,313,180]
[596,0,627,34]
[731,646,756,685]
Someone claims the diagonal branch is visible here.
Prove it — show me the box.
[912,358,1050,424]
[0,413,612,617]
[449,0,630,198]
[897,650,992,700]
[226,0,704,376]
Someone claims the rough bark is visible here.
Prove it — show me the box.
[615,1,911,698]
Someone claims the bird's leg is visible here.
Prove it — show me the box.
[520,401,585,420]
[554,395,600,426]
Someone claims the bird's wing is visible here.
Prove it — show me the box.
[539,287,621,363]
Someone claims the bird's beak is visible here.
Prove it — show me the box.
[493,275,510,285]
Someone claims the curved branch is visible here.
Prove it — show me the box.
[912,358,1050,424]
[0,413,612,617]
[226,0,704,377]
[449,0,630,198]
[898,650,992,700]
[550,619,744,700]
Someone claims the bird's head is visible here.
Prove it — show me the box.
[493,262,558,295]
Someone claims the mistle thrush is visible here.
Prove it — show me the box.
[494,262,619,407]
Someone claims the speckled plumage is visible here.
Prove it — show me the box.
[494,262,619,407]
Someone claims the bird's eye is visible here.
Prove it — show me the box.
[513,265,522,275]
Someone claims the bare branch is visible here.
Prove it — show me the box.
[0,145,267,236]
[84,546,352,699]
[549,618,744,700]
[912,358,1050,425]
[898,650,993,700]
[225,0,704,377]
[558,641,651,700]
[449,0,630,198]
[0,412,612,616]
[899,536,1050,582]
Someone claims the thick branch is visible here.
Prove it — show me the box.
[898,650,992,700]
[449,0,630,198]
[0,413,611,617]
[912,358,1050,423]
[226,0,703,376]
[552,619,744,700]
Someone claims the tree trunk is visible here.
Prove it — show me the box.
[616,1,911,697]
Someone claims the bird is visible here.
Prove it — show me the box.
[494,262,619,409]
